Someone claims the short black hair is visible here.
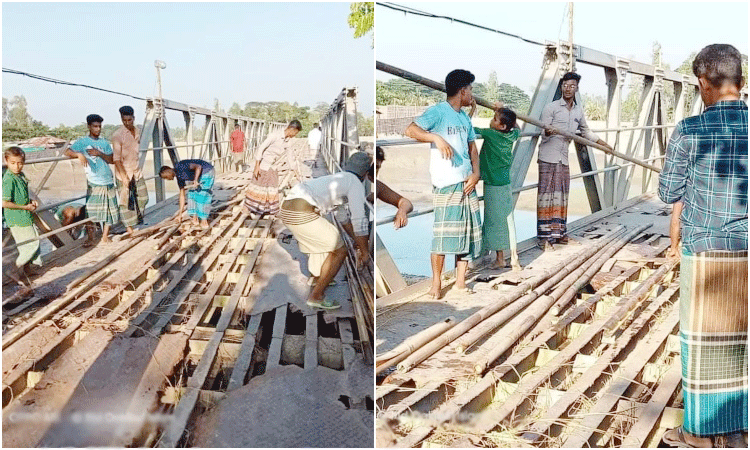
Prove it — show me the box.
[119,106,134,116]
[4,146,25,161]
[87,114,104,125]
[235,123,240,128]
[496,108,517,132]
[159,165,173,177]
[445,69,475,97]
[561,72,581,83]
[312,122,319,127]
[288,119,303,130]
[376,146,385,162]
[693,44,744,88]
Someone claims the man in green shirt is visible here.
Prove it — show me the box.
[2,146,42,293]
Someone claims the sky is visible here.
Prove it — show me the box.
[376,2,749,98]
[2,2,374,127]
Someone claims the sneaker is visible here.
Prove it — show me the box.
[306,298,341,310]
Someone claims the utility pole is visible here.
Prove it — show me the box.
[568,2,575,72]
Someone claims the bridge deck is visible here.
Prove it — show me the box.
[376,194,683,448]
[2,141,373,448]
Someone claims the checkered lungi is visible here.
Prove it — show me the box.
[117,176,148,228]
[86,182,120,226]
[537,161,569,240]
[244,168,280,216]
[680,249,748,437]
[187,172,214,220]
[432,182,482,259]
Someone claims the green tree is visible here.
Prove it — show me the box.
[348,2,374,48]
[2,97,8,123]
[583,94,607,121]
[228,102,243,115]
[357,112,374,136]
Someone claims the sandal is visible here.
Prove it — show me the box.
[306,298,341,310]
[662,427,712,448]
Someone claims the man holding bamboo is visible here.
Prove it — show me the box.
[405,69,482,299]
[658,44,747,448]
[537,72,613,251]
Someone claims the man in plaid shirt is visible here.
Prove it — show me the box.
[658,44,747,447]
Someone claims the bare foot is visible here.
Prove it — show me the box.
[426,286,442,299]
[126,226,134,235]
[200,220,209,229]
[100,236,111,244]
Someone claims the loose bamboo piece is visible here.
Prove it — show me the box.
[65,235,148,293]
[4,218,95,251]
[394,226,626,373]
[471,223,651,374]
[376,317,456,374]
[376,61,662,173]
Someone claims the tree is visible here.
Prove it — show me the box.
[348,2,374,48]
[2,97,8,123]
[357,112,374,136]
[228,102,243,115]
[583,94,607,121]
[6,95,32,127]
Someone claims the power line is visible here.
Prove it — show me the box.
[378,2,546,47]
[2,68,147,101]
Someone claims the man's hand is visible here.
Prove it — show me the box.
[597,139,614,151]
[667,245,680,260]
[77,153,88,167]
[87,147,104,159]
[253,167,260,180]
[185,182,200,190]
[464,173,480,195]
[394,209,408,229]
[25,200,38,212]
[544,126,556,136]
[355,244,370,270]
[433,135,454,160]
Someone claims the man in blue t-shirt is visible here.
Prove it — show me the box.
[64,114,120,244]
[159,159,215,229]
[405,69,482,299]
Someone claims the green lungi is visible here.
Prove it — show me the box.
[680,249,748,437]
[482,184,516,252]
[432,182,482,259]
[9,225,42,268]
[117,176,148,228]
[86,182,120,226]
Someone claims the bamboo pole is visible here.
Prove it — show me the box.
[376,317,456,374]
[395,226,626,373]
[376,61,662,173]
[64,235,148,293]
[472,223,651,374]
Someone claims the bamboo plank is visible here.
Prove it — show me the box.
[266,305,288,369]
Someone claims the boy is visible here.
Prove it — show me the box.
[471,101,522,271]
[3,146,42,292]
[159,159,215,229]
[64,114,120,244]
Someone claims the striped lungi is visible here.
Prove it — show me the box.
[9,225,42,268]
[482,183,516,252]
[244,169,280,216]
[188,172,214,220]
[432,182,482,259]
[117,176,148,228]
[537,161,570,240]
[278,203,343,277]
[86,182,120,225]
[680,250,748,437]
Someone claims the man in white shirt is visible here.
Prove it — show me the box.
[279,151,372,309]
[307,123,322,153]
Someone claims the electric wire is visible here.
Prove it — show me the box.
[378,2,546,47]
[2,68,148,101]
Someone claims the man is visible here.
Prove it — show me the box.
[537,72,613,250]
[278,151,371,310]
[230,123,246,172]
[307,122,322,154]
[64,114,119,244]
[159,159,215,229]
[111,106,147,235]
[370,146,413,230]
[659,44,747,448]
[405,69,482,299]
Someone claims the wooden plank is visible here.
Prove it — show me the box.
[621,361,682,448]
[561,306,680,447]
[226,314,262,391]
[266,304,288,369]
[338,318,357,370]
[304,313,318,370]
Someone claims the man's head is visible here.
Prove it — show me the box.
[343,151,373,181]
[560,72,581,102]
[235,123,240,130]
[4,146,26,174]
[159,165,175,180]
[285,119,303,138]
[490,108,517,133]
[119,106,135,130]
[369,146,386,182]
[446,69,475,106]
[693,44,745,106]
[312,122,319,129]
[87,114,104,138]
